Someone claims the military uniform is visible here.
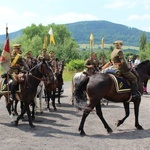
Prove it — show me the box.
[25,51,37,69]
[111,40,140,98]
[85,56,99,76]
[9,44,29,101]
[38,49,49,62]
[49,51,59,73]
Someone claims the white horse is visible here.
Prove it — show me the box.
[34,81,45,113]
[71,72,87,107]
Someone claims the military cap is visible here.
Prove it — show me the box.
[13,44,21,49]
[42,48,47,52]
[26,51,32,54]
[113,40,123,45]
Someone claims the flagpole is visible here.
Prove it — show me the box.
[5,24,10,103]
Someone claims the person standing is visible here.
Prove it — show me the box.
[111,40,140,99]
[134,55,141,68]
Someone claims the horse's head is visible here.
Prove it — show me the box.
[58,60,65,74]
[30,59,55,81]
[136,60,150,78]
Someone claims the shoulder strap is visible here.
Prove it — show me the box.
[11,54,21,67]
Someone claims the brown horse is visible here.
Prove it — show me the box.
[44,60,64,110]
[74,60,150,135]
[0,59,55,127]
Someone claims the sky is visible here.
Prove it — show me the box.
[1,0,150,35]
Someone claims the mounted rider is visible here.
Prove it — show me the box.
[111,40,141,99]
[8,44,30,101]
[37,48,50,62]
[83,52,99,76]
[49,51,59,74]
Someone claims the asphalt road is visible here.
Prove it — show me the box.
[0,81,150,150]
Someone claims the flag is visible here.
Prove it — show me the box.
[101,37,104,49]
[0,37,11,73]
[90,33,94,49]
[48,28,55,45]
[43,35,48,49]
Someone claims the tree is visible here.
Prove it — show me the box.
[139,32,147,51]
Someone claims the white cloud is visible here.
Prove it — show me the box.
[104,0,137,9]
[128,14,150,20]
[23,11,37,18]
[46,12,99,24]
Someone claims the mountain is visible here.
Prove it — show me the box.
[65,20,150,46]
[0,29,22,46]
[0,20,150,47]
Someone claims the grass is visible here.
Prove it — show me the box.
[63,69,76,82]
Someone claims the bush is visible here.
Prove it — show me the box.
[65,59,85,71]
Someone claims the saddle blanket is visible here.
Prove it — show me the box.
[109,74,131,93]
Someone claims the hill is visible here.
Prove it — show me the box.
[0,20,150,47]
[65,20,150,46]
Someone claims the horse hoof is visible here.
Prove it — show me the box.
[136,125,144,130]
[14,121,18,126]
[80,131,86,136]
[107,128,113,133]
[30,124,35,128]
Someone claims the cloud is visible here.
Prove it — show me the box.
[46,12,99,24]
[104,0,137,9]
[128,14,150,20]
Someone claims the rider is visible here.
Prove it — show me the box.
[49,51,59,74]
[8,44,30,101]
[25,51,37,69]
[83,52,99,76]
[111,40,141,99]
[38,48,50,62]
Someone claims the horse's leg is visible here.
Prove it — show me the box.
[133,98,143,130]
[78,104,94,136]
[95,101,113,133]
[57,88,61,104]
[39,93,43,113]
[6,99,15,123]
[14,100,19,116]
[46,90,51,111]
[52,90,57,110]
[14,103,26,126]
[31,102,35,120]
[116,102,130,127]
[143,80,148,94]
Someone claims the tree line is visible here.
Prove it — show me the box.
[0,24,149,71]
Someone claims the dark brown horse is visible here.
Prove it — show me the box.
[0,59,54,127]
[74,60,150,135]
[44,60,64,110]
[135,60,150,94]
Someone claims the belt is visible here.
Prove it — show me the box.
[12,64,20,67]
[114,62,121,65]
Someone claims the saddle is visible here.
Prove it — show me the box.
[109,74,131,93]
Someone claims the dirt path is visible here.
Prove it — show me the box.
[0,81,150,150]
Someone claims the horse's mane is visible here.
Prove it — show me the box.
[137,60,150,68]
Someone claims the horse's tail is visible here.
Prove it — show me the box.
[74,76,89,108]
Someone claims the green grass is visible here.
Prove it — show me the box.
[63,70,76,81]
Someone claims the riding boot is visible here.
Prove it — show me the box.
[131,83,141,98]
[10,82,17,101]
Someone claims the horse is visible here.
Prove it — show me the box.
[44,60,64,111]
[56,60,64,104]
[71,72,86,106]
[71,71,108,107]
[0,59,55,127]
[74,60,150,135]
[34,80,45,114]
[135,60,150,94]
